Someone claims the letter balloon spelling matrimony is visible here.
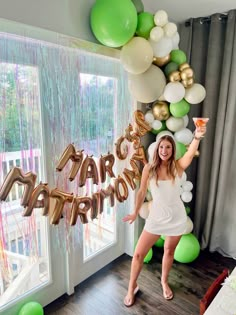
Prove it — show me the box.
[0,110,150,227]
[89,0,209,263]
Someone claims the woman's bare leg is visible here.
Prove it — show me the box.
[124,230,160,306]
[161,235,181,299]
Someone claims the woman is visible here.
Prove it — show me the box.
[123,125,206,307]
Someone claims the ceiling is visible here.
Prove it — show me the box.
[143,0,236,23]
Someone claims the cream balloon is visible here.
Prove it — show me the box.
[171,32,180,49]
[149,36,173,58]
[128,64,166,103]
[163,22,177,37]
[145,110,155,125]
[163,82,185,103]
[184,83,206,104]
[166,116,184,132]
[154,10,168,27]
[174,128,193,145]
[182,180,193,192]
[152,120,162,131]
[181,191,193,203]
[182,115,189,128]
[146,191,153,201]
[120,37,154,75]
[150,26,164,42]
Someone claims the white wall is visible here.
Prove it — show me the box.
[0,0,98,43]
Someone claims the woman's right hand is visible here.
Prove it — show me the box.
[122,212,137,224]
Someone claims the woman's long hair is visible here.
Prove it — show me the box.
[149,135,177,183]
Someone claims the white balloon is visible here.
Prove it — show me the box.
[182,180,193,192]
[145,111,155,125]
[120,37,154,74]
[150,26,164,42]
[148,141,158,162]
[154,10,168,27]
[171,32,180,49]
[184,83,206,104]
[174,128,193,145]
[181,191,193,203]
[128,64,166,103]
[152,119,162,131]
[149,36,173,58]
[163,22,177,37]
[163,82,185,103]
[139,201,151,219]
[182,115,189,128]
[166,116,184,132]
[183,216,194,234]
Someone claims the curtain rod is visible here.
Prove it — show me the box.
[185,12,228,26]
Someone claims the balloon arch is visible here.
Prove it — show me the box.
[90,0,205,263]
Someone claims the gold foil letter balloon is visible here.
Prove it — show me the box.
[152,101,170,120]
[78,155,99,187]
[23,182,50,217]
[70,196,92,225]
[50,188,74,225]
[0,167,37,206]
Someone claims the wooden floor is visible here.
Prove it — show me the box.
[44,248,235,315]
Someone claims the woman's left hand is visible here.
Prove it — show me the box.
[194,126,207,139]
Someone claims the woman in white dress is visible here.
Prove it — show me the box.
[123,125,206,307]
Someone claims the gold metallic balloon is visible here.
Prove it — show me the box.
[179,62,190,72]
[152,101,170,120]
[169,71,181,82]
[153,54,171,67]
[180,68,194,80]
[182,78,194,88]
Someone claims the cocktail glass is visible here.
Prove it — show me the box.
[193,117,209,138]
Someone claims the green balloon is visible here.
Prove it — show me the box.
[164,62,179,78]
[170,49,187,65]
[151,121,167,135]
[160,235,166,240]
[174,233,200,263]
[144,247,153,263]
[90,0,137,47]
[136,12,155,39]
[185,206,191,215]
[175,141,187,160]
[170,99,190,118]
[154,237,164,247]
[19,302,44,315]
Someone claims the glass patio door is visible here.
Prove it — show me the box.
[0,18,134,314]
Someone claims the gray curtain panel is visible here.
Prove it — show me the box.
[179,10,236,258]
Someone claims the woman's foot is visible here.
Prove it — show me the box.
[124,285,139,307]
[161,282,174,300]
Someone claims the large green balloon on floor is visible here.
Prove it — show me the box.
[154,237,165,247]
[174,233,200,263]
[90,0,137,47]
[144,247,153,263]
[18,301,44,315]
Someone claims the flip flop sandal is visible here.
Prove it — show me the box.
[124,286,139,307]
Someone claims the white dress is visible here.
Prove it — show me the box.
[144,176,187,236]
